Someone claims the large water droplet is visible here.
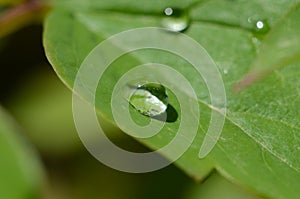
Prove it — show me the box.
[161,7,190,32]
[129,83,168,117]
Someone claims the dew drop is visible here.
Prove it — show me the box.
[164,7,173,16]
[161,7,190,32]
[256,21,264,29]
[129,83,168,117]
[248,16,270,34]
[253,19,270,34]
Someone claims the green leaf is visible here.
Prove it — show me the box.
[0,106,44,199]
[43,1,300,198]
[44,8,214,180]
[236,3,300,90]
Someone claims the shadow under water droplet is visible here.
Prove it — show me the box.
[151,104,178,123]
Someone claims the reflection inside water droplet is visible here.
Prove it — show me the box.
[129,83,168,117]
[161,7,190,32]
[164,7,173,16]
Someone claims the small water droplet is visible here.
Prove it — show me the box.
[164,7,173,16]
[129,83,168,117]
[256,21,264,29]
[223,69,228,75]
[161,7,190,32]
[248,16,270,34]
[253,19,270,34]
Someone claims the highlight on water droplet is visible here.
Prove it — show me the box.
[161,7,190,32]
[129,83,168,117]
[164,7,173,16]
[256,20,264,29]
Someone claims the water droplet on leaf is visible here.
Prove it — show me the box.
[161,7,190,32]
[248,16,270,34]
[129,83,168,117]
[256,21,264,29]
[251,19,270,34]
[254,19,270,33]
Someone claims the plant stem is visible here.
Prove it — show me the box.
[0,0,50,38]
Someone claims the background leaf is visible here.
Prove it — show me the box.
[0,106,44,199]
[43,1,300,198]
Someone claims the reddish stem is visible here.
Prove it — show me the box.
[0,0,47,25]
